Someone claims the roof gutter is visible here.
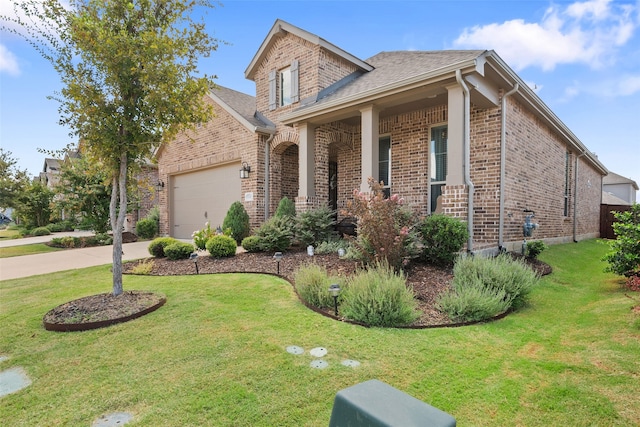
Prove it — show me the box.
[456,69,474,253]
[498,82,519,251]
[280,60,478,124]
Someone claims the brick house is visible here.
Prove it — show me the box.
[157,19,607,252]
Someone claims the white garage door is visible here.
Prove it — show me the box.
[171,163,241,239]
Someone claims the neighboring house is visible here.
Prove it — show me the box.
[157,19,607,253]
[39,158,61,189]
[603,172,638,205]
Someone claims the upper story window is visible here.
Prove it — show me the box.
[280,67,292,106]
[269,60,299,111]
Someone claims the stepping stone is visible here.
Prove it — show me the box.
[310,347,327,357]
[286,345,304,355]
[0,367,31,397]
[341,359,361,368]
[92,412,133,427]
[310,360,329,369]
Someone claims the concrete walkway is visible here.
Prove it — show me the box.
[0,232,153,281]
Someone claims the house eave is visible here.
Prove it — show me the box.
[207,91,275,135]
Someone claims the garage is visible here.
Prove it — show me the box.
[171,163,241,239]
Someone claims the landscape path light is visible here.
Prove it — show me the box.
[273,252,283,275]
[190,252,199,274]
[329,283,341,317]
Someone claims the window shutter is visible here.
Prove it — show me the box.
[291,60,299,103]
[269,70,276,110]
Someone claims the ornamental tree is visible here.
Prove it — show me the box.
[3,0,218,295]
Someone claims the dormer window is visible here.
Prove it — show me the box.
[280,67,292,106]
[269,60,299,111]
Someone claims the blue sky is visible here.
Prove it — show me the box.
[1,0,639,192]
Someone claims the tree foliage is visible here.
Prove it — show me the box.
[0,148,31,211]
[604,204,640,278]
[14,180,54,228]
[3,0,219,295]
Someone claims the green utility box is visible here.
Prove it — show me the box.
[328,379,456,427]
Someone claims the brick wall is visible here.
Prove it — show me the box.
[125,165,159,232]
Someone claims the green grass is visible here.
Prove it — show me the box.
[0,228,22,240]
[0,243,63,258]
[0,239,638,426]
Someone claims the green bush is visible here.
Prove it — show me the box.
[206,235,237,258]
[419,214,468,266]
[436,280,512,323]
[241,235,262,253]
[136,218,158,239]
[255,216,292,252]
[293,264,342,309]
[340,261,419,327]
[222,201,251,245]
[95,233,113,245]
[46,222,64,232]
[192,222,215,250]
[275,197,296,218]
[295,205,336,247]
[50,236,79,248]
[604,204,640,277]
[164,242,195,260]
[148,237,180,258]
[32,227,51,236]
[315,239,348,255]
[526,240,547,259]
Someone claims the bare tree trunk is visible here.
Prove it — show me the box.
[111,153,128,296]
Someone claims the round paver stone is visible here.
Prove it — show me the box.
[309,347,327,357]
[341,359,361,368]
[92,412,133,427]
[0,367,31,397]
[286,345,304,355]
[310,359,329,369]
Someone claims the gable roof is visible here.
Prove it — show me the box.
[208,85,275,134]
[603,171,639,190]
[245,19,373,81]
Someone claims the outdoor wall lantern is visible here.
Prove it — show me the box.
[240,162,251,179]
[273,251,283,275]
[190,252,199,274]
[156,179,165,191]
[328,283,341,316]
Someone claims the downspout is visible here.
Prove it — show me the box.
[498,83,519,251]
[456,69,474,253]
[264,133,275,221]
[573,150,587,242]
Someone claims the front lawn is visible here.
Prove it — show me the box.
[0,243,63,258]
[0,239,638,426]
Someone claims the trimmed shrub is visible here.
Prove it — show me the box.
[255,216,292,252]
[295,205,336,247]
[148,237,180,258]
[241,235,262,253]
[164,241,195,260]
[419,214,468,266]
[136,218,158,239]
[275,197,296,218]
[294,264,342,309]
[95,233,113,245]
[206,235,237,258]
[526,240,547,259]
[340,261,419,327]
[222,201,251,245]
[436,280,512,323]
[315,239,348,255]
[50,236,79,248]
[32,227,51,236]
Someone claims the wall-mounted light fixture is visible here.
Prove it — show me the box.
[156,179,165,191]
[240,162,251,179]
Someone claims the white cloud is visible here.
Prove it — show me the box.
[453,0,639,71]
[0,43,20,75]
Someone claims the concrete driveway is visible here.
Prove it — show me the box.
[0,232,153,281]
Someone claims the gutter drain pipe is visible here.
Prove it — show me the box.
[498,83,519,252]
[264,133,275,221]
[573,150,587,242]
[456,69,474,253]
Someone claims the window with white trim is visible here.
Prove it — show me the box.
[430,126,447,213]
[280,67,292,107]
[379,136,391,198]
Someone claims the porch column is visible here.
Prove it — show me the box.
[298,122,316,198]
[445,84,465,186]
[360,105,379,192]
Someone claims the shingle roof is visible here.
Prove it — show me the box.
[210,85,274,132]
[310,50,485,106]
[603,171,639,189]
